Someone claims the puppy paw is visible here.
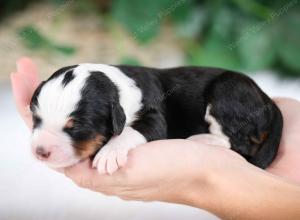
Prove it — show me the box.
[92,127,147,174]
[92,145,129,175]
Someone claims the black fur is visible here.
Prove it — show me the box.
[30,81,46,129]
[30,65,283,169]
[203,71,283,168]
[48,65,78,81]
[64,71,123,145]
[116,65,283,168]
[62,70,75,87]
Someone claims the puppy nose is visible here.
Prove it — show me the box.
[35,146,51,160]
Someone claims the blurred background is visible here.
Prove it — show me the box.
[0,0,299,220]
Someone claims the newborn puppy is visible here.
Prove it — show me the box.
[30,64,283,174]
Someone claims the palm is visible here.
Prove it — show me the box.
[11,58,300,183]
[267,99,300,183]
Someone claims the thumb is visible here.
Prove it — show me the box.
[11,72,33,128]
[16,57,40,93]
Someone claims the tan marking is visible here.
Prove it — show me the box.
[250,132,269,145]
[75,134,106,159]
[249,132,269,156]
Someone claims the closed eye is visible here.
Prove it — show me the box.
[63,119,79,135]
[32,115,42,128]
[65,118,75,129]
[63,121,94,142]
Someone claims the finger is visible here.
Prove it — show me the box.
[11,72,33,128]
[16,57,40,93]
[11,72,31,108]
[12,58,40,129]
[188,134,230,148]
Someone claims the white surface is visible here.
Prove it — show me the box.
[0,72,299,220]
[252,71,300,100]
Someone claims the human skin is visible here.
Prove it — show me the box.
[11,57,300,220]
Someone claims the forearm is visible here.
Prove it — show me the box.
[185,163,300,220]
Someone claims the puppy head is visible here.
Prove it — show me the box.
[30,65,126,168]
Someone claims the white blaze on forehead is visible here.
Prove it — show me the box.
[36,63,143,129]
[76,63,143,125]
[37,68,90,128]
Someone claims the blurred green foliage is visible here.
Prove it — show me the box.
[112,0,195,43]
[120,56,142,66]
[1,0,300,76]
[111,0,300,76]
[18,26,76,55]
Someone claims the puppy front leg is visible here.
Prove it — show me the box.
[92,126,146,174]
[93,109,167,174]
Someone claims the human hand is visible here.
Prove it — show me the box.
[11,57,40,129]
[267,98,300,183]
[11,57,300,204]
[65,138,247,203]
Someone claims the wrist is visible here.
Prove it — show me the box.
[169,145,223,209]
[186,160,300,220]
[176,146,254,216]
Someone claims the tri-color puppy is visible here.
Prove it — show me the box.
[30,64,283,174]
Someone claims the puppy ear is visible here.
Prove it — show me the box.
[111,101,126,135]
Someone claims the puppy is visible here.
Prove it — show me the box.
[30,64,283,174]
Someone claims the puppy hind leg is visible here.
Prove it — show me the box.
[203,72,282,168]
